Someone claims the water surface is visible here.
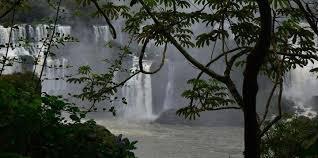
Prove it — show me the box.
[96,119,244,158]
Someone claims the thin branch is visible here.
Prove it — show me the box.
[95,70,141,96]
[224,78,245,108]
[260,79,278,126]
[37,0,62,88]
[188,47,248,108]
[32,35,51,80]
[277,52,318,61]
[210,40,217,60]
[0,0,21,20]
[224,48,250,76]
[139,37,167,74]
[138,0,226,82]
[259,81,283,138]
[0,5,16,76]
[293,0,318,35]
[199,106,241,112]
[85,100,97,114]
[91,0,117,39]
[112,71,140,89]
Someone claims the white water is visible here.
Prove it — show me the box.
[285,59,318,117]
[42,57,69,95]
[96,118,244,158]
[284,23,318,117]
[93,25,110,43]
[0,23,159,120]
[0,24,71,93]
[120,56,157,120]
[163,61,175,111]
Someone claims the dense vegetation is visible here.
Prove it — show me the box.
[262,115,318,158]
[0,73,137,158]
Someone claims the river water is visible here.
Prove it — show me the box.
[95,119,244,158]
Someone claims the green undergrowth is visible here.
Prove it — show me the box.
[0,72,137,158]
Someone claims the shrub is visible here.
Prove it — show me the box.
[261,114,318,158]
[0,73,137,158]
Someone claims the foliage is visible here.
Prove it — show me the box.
[261,114,318,158]
[0,153,30,158]
[0,73,137,158]
[177,79,235,120]
[67,44,132,114]
[0,0,56,24]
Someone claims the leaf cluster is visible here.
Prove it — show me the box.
[177,78,235,120]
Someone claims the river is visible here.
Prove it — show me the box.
[96,119,244,158]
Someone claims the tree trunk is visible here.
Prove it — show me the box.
[242,0,272,158]
[243,77,261,158]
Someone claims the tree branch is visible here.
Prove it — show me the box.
[137,0,226,82]
[91,0,117,39]
[96,70,141,96]
[37,0,62,88]
[224,48,251,76]
[139,37,167,74]
[0,4,16,76]
[0,0,21,20]
[260,79,278,126]
[259,81,283,138]
[199,106,241,112]
[277,52,318,60]
[293,0,318,35]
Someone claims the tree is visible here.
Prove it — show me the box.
[68,0,318,157]
[1,0,318,158]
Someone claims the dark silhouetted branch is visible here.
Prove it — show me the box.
[0,5,16,76]
[138,0,226,83]
[259,81,283,138]
[0,0,21,20]
[91,0,117,39]
[139,37,167,74]
[37,0,62,88]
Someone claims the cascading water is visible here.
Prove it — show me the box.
[0,24,71,94]
[162,61,175,111]
[285,62,318,116]
[120,56,157,120]
[93,25,110,43]
[42,57,69,95]
[0,25,30,74]
[284,23,318,116]
[92,25,158,121]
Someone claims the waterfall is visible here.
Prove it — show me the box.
[120,56,157,120]
[93,23,126,44]
[0,24,71,94]
[162,61,175,111]
[284,23,318,116]
[0,25,32,74]
[1,23,161,120]
[42,57,69,95]
[93,25,110,43]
